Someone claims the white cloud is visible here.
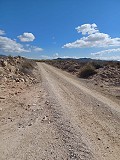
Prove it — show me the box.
[93,56,120,61]
[91,48,120,55]
[0,36,30,53]
[39,53,59,60]
[63,23,120,48]
[76,23,99,35]
[0,29,43,53]
[41,55,52,59]
[18,32,35,42]
[0,29,5,35]
[31,46,43,52]
[60,56,79,59]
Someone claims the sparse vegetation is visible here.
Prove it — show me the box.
[78,63,97,78]
[39,58,120,86]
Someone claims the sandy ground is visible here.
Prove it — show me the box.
[0,62,120,160]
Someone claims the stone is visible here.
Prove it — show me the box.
[2,60,7,67]
[15,78,20,82]
[28,123,32,126]
[20,78,25,82]
[0,96,6,99]
[41,116,49,123]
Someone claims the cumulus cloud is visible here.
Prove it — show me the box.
[0,36,30,53]
[63,23,120,48]
[76,23,99,35]
[0,29,43,53]
[91,48,120,55]
[18,32,35,42]
[0,35,43,53]
[0,29,5,35]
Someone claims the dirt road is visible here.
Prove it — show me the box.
[0,63,120,160]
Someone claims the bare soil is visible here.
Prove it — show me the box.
[0,62,120,160]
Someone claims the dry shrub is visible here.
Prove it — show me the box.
[19,60,36,75]
[91,62,103,69]
[78,63,97,78]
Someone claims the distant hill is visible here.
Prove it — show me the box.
[56,58,105,62]
[56,57,118,63]
[0,54,7,58]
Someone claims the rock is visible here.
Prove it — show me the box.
[8,117,13,122]
[43,116,48,121]
[15,92,18,95]
[0,96,6,99]
[45,101,49,105]
[15,68,19,74]
[28,123,32,126]
[41,116,49,123]
[15,78,20,82]
[3,77,7,82]
[20,78,24,82]
[18,123,22,128]
[24,78,28,82]
[1,60,7,67]
[0,107,2,111]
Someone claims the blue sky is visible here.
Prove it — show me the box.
[0,0,120,60]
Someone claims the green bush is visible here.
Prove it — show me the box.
[78,64,97,78]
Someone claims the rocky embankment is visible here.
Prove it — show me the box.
[0,56,37,84]
[91,65,120,86]
[0,56,38,101]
